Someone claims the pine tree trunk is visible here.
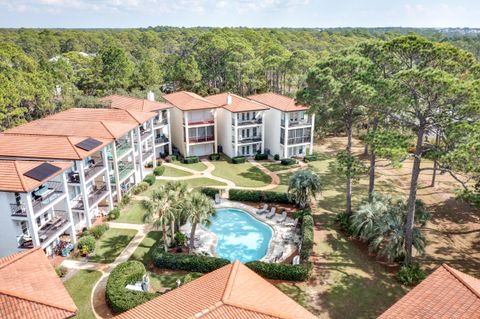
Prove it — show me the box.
[368,116,379,202]
[404,126,425,265]
[162,223,168,252]
[170,221,175,245]
[189,222,197,254]
[431,131,440,187]
[346,123,353,216]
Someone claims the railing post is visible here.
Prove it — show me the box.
[214,109,218,154]
[184,112,190,157]
[284,112,289,158]
[112,142,122,202]
[78,160,92,228]
[61,172,76,244]
[25,193,40,246]
[309,113,315,155]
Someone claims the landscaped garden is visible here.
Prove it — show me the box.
[172,159,208,172]
[211,159,271,187]
[162,166,193,177]
[129,231,163,264]
[64,270,102,319]
[88,228,137,263]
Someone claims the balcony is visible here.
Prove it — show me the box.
[281,118,312,127]
[237,118,262,126]
[38,211,70,244]
[189,135,215,144]
[111,162,135,184]
[31,181,64,214]
[184,119,215,126]
[155,136,169,145]
[140,129,153,141]
[142,150,154,161]
[72,184,108,210]
[237,136,262,144]
[84,161,105,180]
[116,142,132,158]
[281,136,312,145]
[154,118,168,127]
[10,204,27,217]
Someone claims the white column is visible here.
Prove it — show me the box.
[167,109,173,154]
[25,193,40,246]
[135,128,144,181]
[130,130,138,183]
[150,119,157,168]
[61,172,76,244]
[112,142,122,202]
[78,160,91,228]
[309,113,315,155]
[184,112,190,157]
[284,112,289,158]
[102,147,114,211]
[261,111,265,154]
[234,114,239,157]
[213,109,218,154]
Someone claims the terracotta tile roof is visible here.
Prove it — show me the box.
[248,93,308,112]
[4,119,136,140]
[0,160,72,193]
[206,93,269,113]
[101,94,172,112]
[46,108,155,125]
[0,134,110,160]
[163,91,220,111]
[379,264,480,319]
[117,261,317,319]
[0,248,77,319]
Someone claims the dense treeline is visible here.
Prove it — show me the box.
[1,27,480,131]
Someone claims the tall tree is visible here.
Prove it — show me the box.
[95,45,133,92]
[288,170,322,208]
[185,192,216,253]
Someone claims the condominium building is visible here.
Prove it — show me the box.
[206,93,269,157]
[0,160,76,256]
[164,91,220,157]
[249,93,315,158]
[102,93,173,158]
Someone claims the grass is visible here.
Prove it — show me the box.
[262,162,300,172]
[89,228,137,263]
[129,231,163,264]
[212,159,271,187]
[172,160,207,172]
[149,271,203,291]
[64,270,102,319]
[275,283,311,310]
[162,166,193,177]
[117,201,146,224]
[141,178,227,196]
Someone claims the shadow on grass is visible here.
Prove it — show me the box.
[129,231,163,264]
[90,233,136,264]
[238,166,272,185]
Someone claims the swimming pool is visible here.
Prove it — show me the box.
[206,208,273,263]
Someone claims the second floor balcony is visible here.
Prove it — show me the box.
[38,211,70,244]
[237,135,262,144]
[155,135,169,145]
[188,135,215,144]
[281,118,312,127]
[237,118,263,126]
[72,184,109,210]
[281,136,312,145]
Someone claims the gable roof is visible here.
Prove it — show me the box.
[163,91,220,111]
[4,119,136,140]
[0,160,72,193]
[206,93,269,113]
[0,134,110,161]
[379,264,480,319]
[248,93,308,112]
[101,94,172,112]
[46,108,155,125]
[117,261,317,319]
[0,248,77,319]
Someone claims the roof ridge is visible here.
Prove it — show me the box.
[13,161,28,192]
[222,260,239,301]
[189,300,225,319]
[0,288,77,313]
[443,264,480,299]
[66,136,82,159]
[99,121,116,138]
[0,247,41,269]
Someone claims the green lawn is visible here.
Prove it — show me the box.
[142,178,226,196]
[162,166,193,177]
[212,160,271,187]
[271,171,293,193]
[149,271,202,291]
[172,160,207,172]
[262,162,300,172]
[129,231,163,264]
[64,270,102,319]
[89,228,137,263]
[117,201,146,224]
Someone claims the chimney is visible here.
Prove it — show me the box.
[147,91,155,101]
[226,93,232,105]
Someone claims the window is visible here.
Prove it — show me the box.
[253,127,257,136]
[20,221,28,235]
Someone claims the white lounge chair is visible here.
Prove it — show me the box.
[266,207,276,219]
[285,218,298,228]
[276,210,287,223]
[257,204,268,215]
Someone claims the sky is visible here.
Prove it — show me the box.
[0,0,479,29]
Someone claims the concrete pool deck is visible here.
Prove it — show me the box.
[180,200,301,263]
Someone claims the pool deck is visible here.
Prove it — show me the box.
[180,199,301,263]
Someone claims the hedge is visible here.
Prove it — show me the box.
[183,156,199,164]
[89,224,110,239]
[209,153,220,161]
[153,165,165,176]
[300,214,314,261]
[108,207,120,220]
[77,235,96,254]
[198,187,220,199]
[229,189,291,203]
[304,155,318,162]
[152,250,230,273]
[143,174,156,186]
[131,182,149,195]
[245,261,312,281]
[106,261,158,313]
[232,156,246,164]
[274,154,280,160]
[281,158,297,165]
[254,153,268,160]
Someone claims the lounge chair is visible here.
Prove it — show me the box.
[257,204,268,215]
[215,193,221,204]
[276,210,287,223]
[285,218,298,228]
[266,207,276,219]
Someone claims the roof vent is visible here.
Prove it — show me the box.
[226,94,232,105]
[147,91,155,101]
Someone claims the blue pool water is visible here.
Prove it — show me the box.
[206,208,273,263]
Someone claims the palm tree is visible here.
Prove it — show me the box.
[164,181,188,241]
[287,170,322,208]
[184,192,216,253]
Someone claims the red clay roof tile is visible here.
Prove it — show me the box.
[163,91,220,111]
[248,93,308,112]
[101,94,172,112]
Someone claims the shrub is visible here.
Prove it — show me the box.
[254,153,268,160]
[229,189,291,203]
[153,165,165,176]
[274,154,280,161]
[143,174,156,186]
[300,214,314,261]
[152,250,229,273]
[108,208,120,220]
[132,182,149,195]
[89,224,110,239]
[174,232,186,247]
[106,261,158,313]
[183,274,193,284]
[55,265,68,278]
[304,155,318,162]
[397,263,426,286]
[198,187,220,199]
[145,161,154,168]
[77,235,96,254]
[120,193,131,206]
[232,156,246,164]
[281,158,296,166]
[183,156,199,164]
[335,211,355,236]
[246,261,312,281]
[209,153,220,161]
